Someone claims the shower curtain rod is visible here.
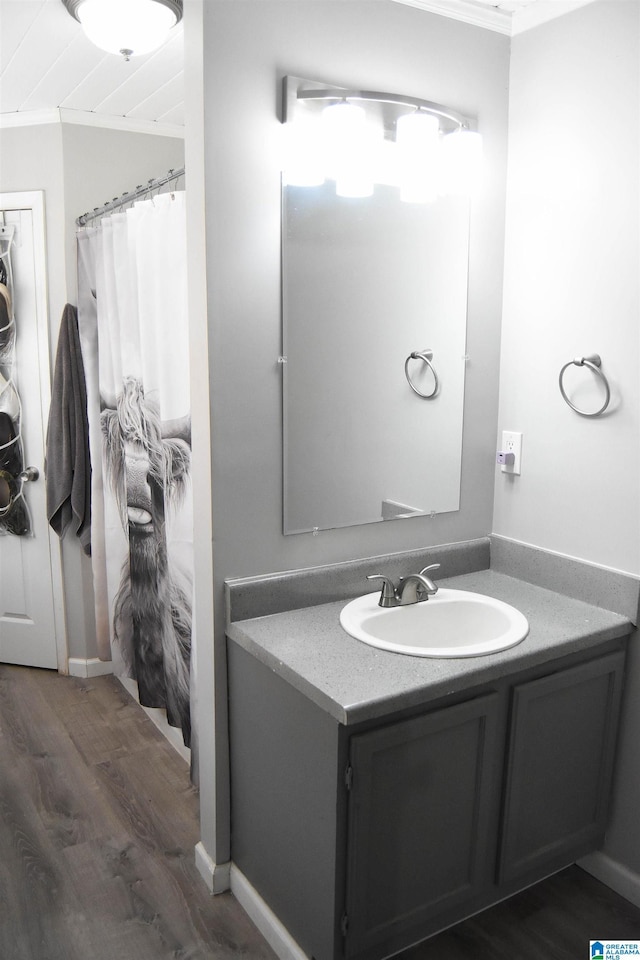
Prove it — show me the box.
[76,166,185,227]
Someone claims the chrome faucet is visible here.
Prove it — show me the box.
[367,564,440,607]
[397,567,440,604]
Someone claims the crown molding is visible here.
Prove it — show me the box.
[389,0,513,35]
[389,0,598,36]
[0,108,184,138]
[0,108,60,129]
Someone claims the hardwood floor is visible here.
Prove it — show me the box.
[405,866,640,960]
[1,663,639,960]
[0,664,276,960]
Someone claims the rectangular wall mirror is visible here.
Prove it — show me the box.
[281,76,475,535]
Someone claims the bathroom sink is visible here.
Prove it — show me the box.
[339,589,529,658]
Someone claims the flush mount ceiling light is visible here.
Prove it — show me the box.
[62,0,182,60]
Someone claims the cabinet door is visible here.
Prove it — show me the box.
[499,650,625,885]
[344,692,501,959]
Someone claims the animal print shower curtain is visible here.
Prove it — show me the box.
[76,193,193,747]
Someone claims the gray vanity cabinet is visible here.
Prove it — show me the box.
[343,694,502,958]
[227,638,626,960]
[498,650,625,886]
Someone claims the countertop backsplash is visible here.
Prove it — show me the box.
[226,535,639,627]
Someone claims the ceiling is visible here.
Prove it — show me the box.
[0,0,596,134]
[0,0,184,134]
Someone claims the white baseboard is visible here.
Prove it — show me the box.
[67,657,113,678]
[194,842,231,895]
[579,851,640,909]
[223,856,639,957]
[229,864,309,960]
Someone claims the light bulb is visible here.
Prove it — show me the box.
[396,111,441,204]
[396,111,439,151]
[399,172,437,205]
[322,102,378,199]
[441,129,483,196]
[77,0,178,58]
[281,119,325,187]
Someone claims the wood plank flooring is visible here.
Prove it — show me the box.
[0,663,276,960]
[407,866,640,960]
[1,663,639,960]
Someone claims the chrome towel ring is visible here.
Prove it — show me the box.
[405,349,439,399]
[559,354,611,417]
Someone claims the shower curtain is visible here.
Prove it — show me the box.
[76,192,193,747]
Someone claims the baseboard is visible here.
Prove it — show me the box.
[67,657,113,678]
[230,864,309,960]
[579,851,640,909]
[227,856,639,957]
[194,842,231,895]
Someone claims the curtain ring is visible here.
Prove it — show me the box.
[404,349,439,399]
[559,353,611,417]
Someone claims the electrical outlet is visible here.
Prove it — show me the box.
[500,430,522,475]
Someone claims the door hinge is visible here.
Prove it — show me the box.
[344,764,353,790]
[340,912,349,937]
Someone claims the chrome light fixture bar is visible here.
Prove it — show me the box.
[282,75,476,134]
[62,0,183,60]
[297,89,474,132]
[281,75,482,200]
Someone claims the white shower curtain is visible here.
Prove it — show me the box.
[76,192,193,746]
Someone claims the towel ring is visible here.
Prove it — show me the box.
[559,354,611,417]
[405,349,439,399]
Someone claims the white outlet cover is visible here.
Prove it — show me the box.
[501,430,522,475]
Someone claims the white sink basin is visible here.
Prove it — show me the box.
[339,589,529,658]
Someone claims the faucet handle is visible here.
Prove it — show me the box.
[366,575,398,607]
[419,564,441,577]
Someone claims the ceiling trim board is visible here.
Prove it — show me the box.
[0,108,61,128]
[0,108,184,138]
[390,0,598,36]
[389,0,513,34]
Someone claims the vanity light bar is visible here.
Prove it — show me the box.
[282,75,477,134]
[281,76,482,198]
[296,89,474,132]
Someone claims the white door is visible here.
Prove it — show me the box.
[0,193,65,669]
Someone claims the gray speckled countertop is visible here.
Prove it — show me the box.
[227,570,632,725]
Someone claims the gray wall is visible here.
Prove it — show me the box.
[495,0,640,898]
[494,0,639,574]
[61,123,185,304]
[199,0,510,864]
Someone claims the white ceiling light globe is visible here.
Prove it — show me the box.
[77,0,178,57]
